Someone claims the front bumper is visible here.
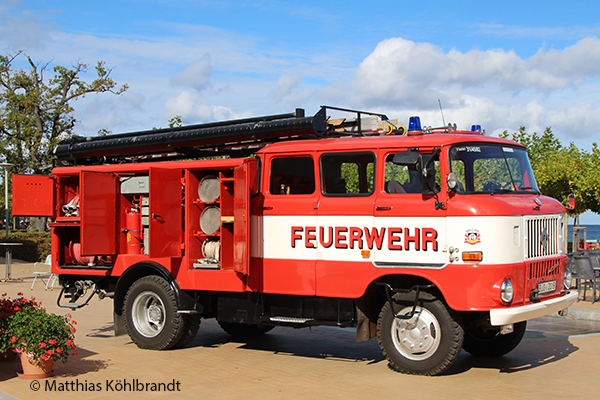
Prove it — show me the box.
[489,291,578,326]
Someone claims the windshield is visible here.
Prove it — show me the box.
[449,144,540,194]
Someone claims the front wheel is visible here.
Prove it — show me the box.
[463,321,526,357]
[123,275,185,350]
[377,293,463,376]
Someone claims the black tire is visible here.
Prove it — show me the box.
[377,292,464,376]
[218,321,274,337]
[463,321,526,357]
[123,275,185,350]
[172,314,202,349]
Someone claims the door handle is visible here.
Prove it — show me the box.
[375,206,392,211]
[261,206,274,210]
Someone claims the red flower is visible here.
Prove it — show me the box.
[73,351,77,357]
[70,327,76,333]
[17,292,23,296]
[10,336,16,343]
[56,348,63,353]
[66,340,73,346]
[71,320,77,325]
[39,342,47,349]
[48,339,56,345]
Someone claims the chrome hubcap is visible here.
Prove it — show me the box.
[132,291,166,338]
[391,306,441,361]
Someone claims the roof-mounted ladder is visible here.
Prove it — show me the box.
[54,106,392,165]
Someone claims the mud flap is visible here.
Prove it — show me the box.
[356,309,377,342]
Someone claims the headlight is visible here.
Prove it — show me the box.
[500,279,514,304]
[564,268,572,289]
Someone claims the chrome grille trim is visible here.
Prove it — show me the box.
[524,215,562,260]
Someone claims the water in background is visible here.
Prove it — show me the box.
[567,224,600,243]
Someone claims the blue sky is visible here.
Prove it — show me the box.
[2,0,600,223]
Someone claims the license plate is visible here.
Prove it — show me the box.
[538,280,556,294]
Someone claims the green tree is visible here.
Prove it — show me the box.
[0,52,128,229]
[0,52,128,175]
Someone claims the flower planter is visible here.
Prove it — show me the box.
[17,352,54,379]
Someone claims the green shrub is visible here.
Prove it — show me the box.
[3,231,51,262]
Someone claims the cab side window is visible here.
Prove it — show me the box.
[269,157,315,195]
[384,153,441,193]
[321,152,375,196]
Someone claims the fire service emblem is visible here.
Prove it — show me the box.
[464,229,481,245]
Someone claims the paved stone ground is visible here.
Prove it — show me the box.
[1,260,600,400]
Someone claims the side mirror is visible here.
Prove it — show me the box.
[392,151,420,166]
[418,153,436,193]
[392,151,437,194]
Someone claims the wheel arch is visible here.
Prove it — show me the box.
[114,261,197,319]
[357,273,452,325]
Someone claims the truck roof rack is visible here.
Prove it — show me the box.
[54,106,392,166]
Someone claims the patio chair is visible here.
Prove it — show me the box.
[30,255,57,291]
[573,255,600,303]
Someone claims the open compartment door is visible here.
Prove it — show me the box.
[233,163,250,274]
[12,175,54,217]
[81,171,118,255]
[149,167,183,258]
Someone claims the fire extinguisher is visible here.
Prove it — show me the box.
[125,206,142,254]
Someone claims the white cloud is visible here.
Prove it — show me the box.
[271,74,303,101]
[0,9,50,52]
[353,36,600,109]
[269,74,316,106]
[348,36,600,146]
[170,54,212,91]
[163,90,248,123]
[163,90,200,120]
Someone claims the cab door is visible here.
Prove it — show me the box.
[374,149,446,268]
[315,151,377,297]
[257,154,318,295]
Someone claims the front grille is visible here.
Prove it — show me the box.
[527,258,562,279]
[525,215,562,260]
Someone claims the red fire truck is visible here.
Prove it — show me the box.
[13,106,577,375]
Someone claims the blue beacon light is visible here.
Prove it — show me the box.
[408,116,422,131]
[471,124,482,132]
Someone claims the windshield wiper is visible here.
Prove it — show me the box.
[491,188,514,194]
[491,187,540,195]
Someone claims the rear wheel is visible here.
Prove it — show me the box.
[172,314,201,349]
[377,292,463,376]
[123,275,185,350]
[218,321,274,337]
[463,321,526,357]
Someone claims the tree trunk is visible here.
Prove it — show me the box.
[27,217,47,232]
